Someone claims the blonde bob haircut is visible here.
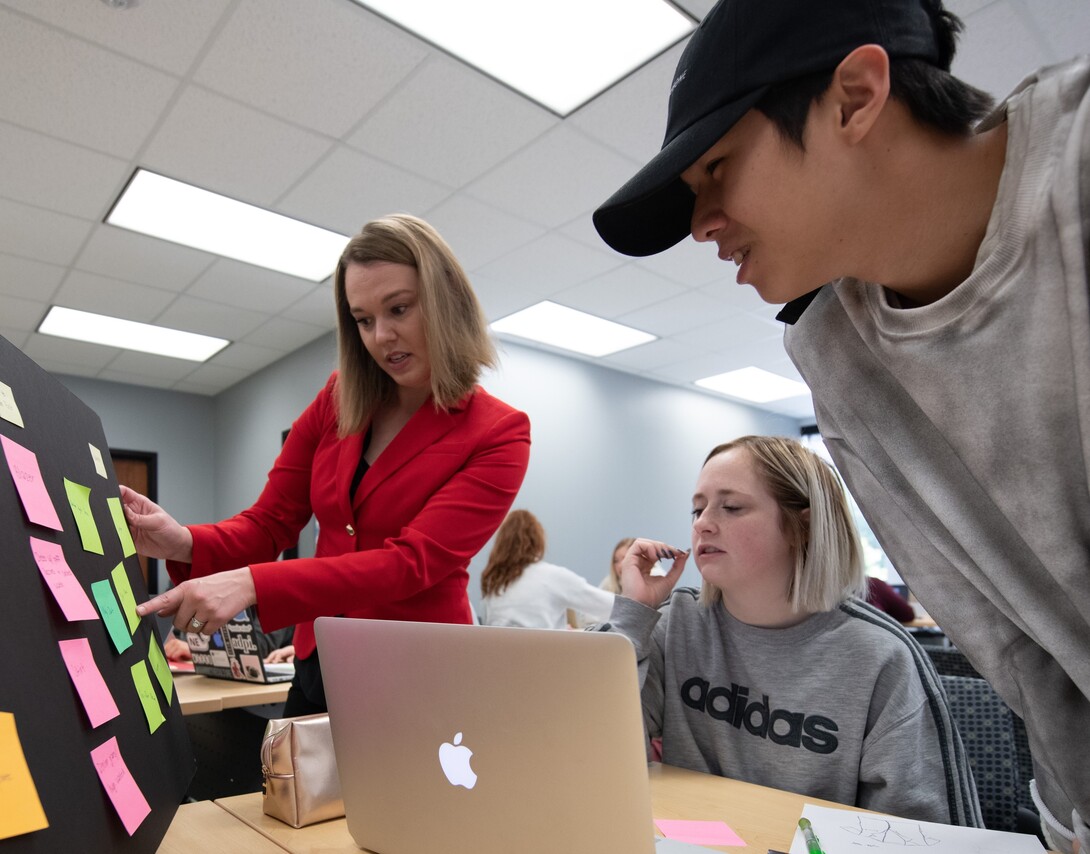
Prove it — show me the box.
[333,214,497,437]
[698,435,865,613]
[480,509,546,598]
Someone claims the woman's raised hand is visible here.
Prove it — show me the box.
[119,484,194,563]
[617,537,689,608]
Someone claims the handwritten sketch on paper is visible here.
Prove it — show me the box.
[788,804,1045,854]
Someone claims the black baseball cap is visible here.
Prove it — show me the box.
[593,0,945,258]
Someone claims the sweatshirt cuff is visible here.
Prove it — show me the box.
[603,596,662,658]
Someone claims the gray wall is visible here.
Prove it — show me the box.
[57,337,802,604]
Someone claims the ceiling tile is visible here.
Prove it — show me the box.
[599,336,703,371]
[680,311,783,352]
[241,317,329,352]
[569,43,682,162]
[464,125,642,228]
[0,8,179,158]
[105,350,200,382]
[187,260,318,315]
[22,331,121,369]
[477,233,623,302]
[619,289,738,337]
[952,2,1049,99]
[0,327,30,351]
[0,121,129,219]
[0,253,66,301]
[193,0,428,138]
[0,198,93,267]
[155,294,268,340]
[426,196,545,272]
[206,341,287,373]
[53,271,177,323]
[142,87,335,207]
[552,264,688,319]
[283,286,337,329]
[348,54,557,187]
[0,294,47,332]
[0,0,232,76]
[636,238,733,288]
[74,225,214,293]
[172,361,251,395]
[277,145,451,236]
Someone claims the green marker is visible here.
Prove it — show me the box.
[798,818,826,854]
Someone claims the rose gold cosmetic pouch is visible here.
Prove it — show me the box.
[260,713,344,828]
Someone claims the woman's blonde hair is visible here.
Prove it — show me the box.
[333,214,497,437]
[600,536,635,593]
[480,510,545,598]
[699,435,865,613]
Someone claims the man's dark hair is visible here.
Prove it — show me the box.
[755,3,994,148]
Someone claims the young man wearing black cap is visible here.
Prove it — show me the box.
[594,1,1088,851]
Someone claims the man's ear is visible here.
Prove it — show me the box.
[829,44,891,143]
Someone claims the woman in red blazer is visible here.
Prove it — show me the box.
[126,215,531,713]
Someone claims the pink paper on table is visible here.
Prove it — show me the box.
[655,819,747,847]
[29,537,98,621]
[1,435,63,530]
[89,736,151,836]
[58,638,120,728]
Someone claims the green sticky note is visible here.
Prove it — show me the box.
[130,661,165,734]
[91,579,132,654]
[106,496,136,558]
[111,563,140,635]
[64,478,104,555]
[147,639,173,705]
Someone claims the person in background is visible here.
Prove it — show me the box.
[593,0,1088,847]
[125,214,531,715]
[480,509,615,630]
[601,435,980,825]
[866,576,915,624]
[600,536,635,594]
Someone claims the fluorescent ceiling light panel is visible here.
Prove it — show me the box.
[695,366,810,403]
[352,0,693,115]
[106,170,348,281]
[39,306,229,362]
[491,301,655,357]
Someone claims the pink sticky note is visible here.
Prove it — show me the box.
[655,819,747,847]
[1,435,63,530]
[58,638,120,728]
[29,537,99,621]
[89,737,151,836]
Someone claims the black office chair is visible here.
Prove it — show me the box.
[939,674,1041,838]
[925,645,984,680]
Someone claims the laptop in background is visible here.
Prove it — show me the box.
[316,616,657,854]
[187,608,294,684]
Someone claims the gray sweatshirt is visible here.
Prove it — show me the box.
[603,590,981,826]
[784,57,1090,850]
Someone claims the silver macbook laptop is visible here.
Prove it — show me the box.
[316,616,657,854]
[187,608,294,684]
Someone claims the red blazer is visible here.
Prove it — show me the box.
[167,373,531,658]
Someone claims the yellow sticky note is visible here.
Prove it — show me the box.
[106,497,136,558]
[0,381,23,428]
[130,661,165,734]
[147,638,174,705]
[0,712,49,840]
[110,563,140,635]
[64,478,104,555]
[89,443,108,478]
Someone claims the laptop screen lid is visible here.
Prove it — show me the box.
[187,609,293,683]
[316,616,656,854]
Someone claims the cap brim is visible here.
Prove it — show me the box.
[593,86,769,257]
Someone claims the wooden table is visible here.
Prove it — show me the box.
[156,800,284,852]
[174,672,290,715]
[211,762,864,853]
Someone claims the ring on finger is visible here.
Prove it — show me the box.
[189,617,206,632]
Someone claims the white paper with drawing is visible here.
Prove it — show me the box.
[789,804,1045,854]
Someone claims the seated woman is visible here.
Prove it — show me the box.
[603,435,982,826]
[600,536,635,594]
[480,510,614,629]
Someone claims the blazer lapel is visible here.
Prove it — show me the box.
[337,428,366,514]
[353,395,465,508]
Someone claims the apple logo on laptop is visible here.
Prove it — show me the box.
[438,732,477,789]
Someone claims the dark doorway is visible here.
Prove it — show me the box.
[111,448,159,593]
